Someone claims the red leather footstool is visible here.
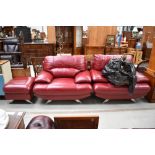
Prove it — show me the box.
[3,77,35,103]
[26,115,55,129]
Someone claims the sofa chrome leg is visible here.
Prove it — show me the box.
[8,100,13,104]
[26,100,33,104]
[131,98,136,103]
[45,100,52,104]
[75,99,82,103]
[103,99,110,103]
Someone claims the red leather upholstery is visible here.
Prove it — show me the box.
[75,71,91,83]
[4,77,35,100]
[35,71,53,83]
[90,69,108,83]
[91,54,151,100]
[33,55,92,100]
[136,72,149,83]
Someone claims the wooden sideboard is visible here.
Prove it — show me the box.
[20,42,56,67]
[145,38,155,103]
[84,45,105,55]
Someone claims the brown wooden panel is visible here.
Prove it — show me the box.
[148,38,155,71]
[47,26,56,43]
[87,26,117,46]
[54,116,99,129]
[20,43,56,67]
[11,67,31,78]
[84,45,105,55]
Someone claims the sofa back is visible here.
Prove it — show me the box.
[92,54,134,71]
[43,55,87,77]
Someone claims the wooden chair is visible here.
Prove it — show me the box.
[54,116,99,129]
[31,57,45,76]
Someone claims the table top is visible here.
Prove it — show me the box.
[6,112,25,129]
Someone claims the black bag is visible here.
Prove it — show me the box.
[102,56,137,93]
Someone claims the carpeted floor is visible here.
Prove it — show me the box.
[1,96,155,128]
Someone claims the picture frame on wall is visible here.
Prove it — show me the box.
[106,35,115,47]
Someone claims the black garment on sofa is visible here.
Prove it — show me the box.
[102,56,137,93]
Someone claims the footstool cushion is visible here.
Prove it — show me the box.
[26,115,55,129]
[4,77,35,100]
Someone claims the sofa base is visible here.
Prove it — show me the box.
[94,83,151,100]
[5,93,33,101]
[34,94,91,101]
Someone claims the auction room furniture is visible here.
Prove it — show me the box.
[104,46,127,55]
[84,45,105,55]
[54,116,99,129]
[90,54,151,101]
[26,115,55,129]
[20,42,56,68]
[128,38,136,48]
[4,77,35,103]
[33,55,92,102]
[0,38,21,66]
[145,38,155,102]
[0,60,12,95]
[7,112,25,129]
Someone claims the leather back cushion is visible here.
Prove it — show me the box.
[51,68,80,77]
[92,54,133,71]
[43,55,86,78]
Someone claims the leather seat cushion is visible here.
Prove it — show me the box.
[4,77,35,94]
[94,83,151,95]
[33,78,92,95]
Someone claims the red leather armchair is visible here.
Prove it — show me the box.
[33,55,92,102]
[90,54,151,101]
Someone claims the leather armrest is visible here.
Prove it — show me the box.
[35,71,53,83]
[136,71,149,83]
[75,71,91,83]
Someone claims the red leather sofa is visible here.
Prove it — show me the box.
[90,54,151,101]
[33,55,92,101]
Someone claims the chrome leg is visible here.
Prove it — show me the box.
[131,98,136,103]
[8,100,13,104]
[102,99,110,103]
[75,99,82,103]
[45,100,52,104]
[26,100,33,104]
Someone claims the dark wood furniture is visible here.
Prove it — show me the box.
[7,112,25,129]
[20,43,56,67]
[104,46,127,55]
[122,31,132,41]
[31,57,45,76]
[128,38,136,48]
[55,26,74,54]
[84,45,105,55]
[145,38,155,103]
[54,116,99,129]
[0,38,21,66]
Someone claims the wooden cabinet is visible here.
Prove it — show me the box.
[104,46,127,55]
[84,45,105,55]
[0,60,12,95]
[145,72,155,103]
[145,38,155,102]
[20,43,56,67]
[55,26,74,54]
